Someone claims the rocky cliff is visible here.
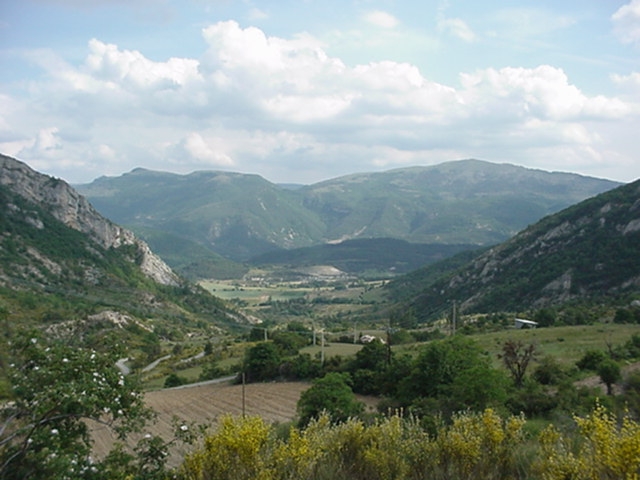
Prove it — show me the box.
[0,154,178,286]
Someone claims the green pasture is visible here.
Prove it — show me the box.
[470,323,640,367]
[300,342,363,359]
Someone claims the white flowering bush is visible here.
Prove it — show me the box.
[0,331,156,479]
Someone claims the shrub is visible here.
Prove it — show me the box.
[576,349,607,371]
[536,403,640,479]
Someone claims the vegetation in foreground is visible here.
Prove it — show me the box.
[178,405,640,480]
[3,323,640,479]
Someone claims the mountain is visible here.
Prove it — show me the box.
[77,168,325,262]
[77,160,619,274]
[1,155,178,286]
[0,154,244,349]
[386,178,640,321]
[300,160,620,245]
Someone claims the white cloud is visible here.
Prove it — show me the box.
[364,10,400,29]
[85,39,201,90]
[34,127,63,152]
[437,17,476,42]
[612,0,640,45]
[248,7,268,21]
[171,133,234,167]
[4,21,636,183]
[612,71,640,87]
[460,66,629,121]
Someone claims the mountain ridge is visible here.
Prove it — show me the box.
[76,159,620,272]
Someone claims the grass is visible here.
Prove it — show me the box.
[300,342,363,359]
[470,323,640,367]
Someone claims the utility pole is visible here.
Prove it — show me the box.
[264,327,268,342]
[320,329,325,366]
[242,372,246,418]
[386,317,392,365]
[353,321,357,344]
[452,301,457,335]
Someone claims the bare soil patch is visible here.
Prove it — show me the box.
[574,360,640,395]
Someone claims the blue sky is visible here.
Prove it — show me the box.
[1,0,639,184]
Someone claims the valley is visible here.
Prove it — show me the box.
[2,154,640,479]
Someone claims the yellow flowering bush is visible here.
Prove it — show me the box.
[536,403,640,480]
[178,415,273,480]
[436,408,526,479]
[177,406,639,480]
[271,427,318,480]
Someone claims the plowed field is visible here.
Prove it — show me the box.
[90,380,377,468]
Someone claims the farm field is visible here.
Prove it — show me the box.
[199,279,311,303]
[91,380,378,468]
[198,276,385,320]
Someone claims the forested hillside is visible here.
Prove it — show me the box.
[387,178,640,321]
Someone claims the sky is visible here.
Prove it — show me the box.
[1,0,639,185]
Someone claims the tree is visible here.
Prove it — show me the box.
[533,308,556,327]
[446,365,510,413]
[272,331,307,356]
[597,359,621,395]
[348,338,392,395]
[164,373,186,388]
[0,331,163,479]
[297,373,364,427]
[576,349,607,371]
[533,355,567,385]
[351,338,388,371]
[499,340,536,387]
[398,336,489,403]
[242,342,281,382]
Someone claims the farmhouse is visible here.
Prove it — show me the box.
[514,318,538,329]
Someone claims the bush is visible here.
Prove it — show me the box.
[533,356,568,385]
[536,403,640,479]
[164,372,187,388]
[297,372,364,427]
[576,349,607,371]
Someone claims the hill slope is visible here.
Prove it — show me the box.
[0,154,244,351]
[77,168,325,261]
[301,160,619,245]
[386,178,640,321]
[77,160,619,270]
